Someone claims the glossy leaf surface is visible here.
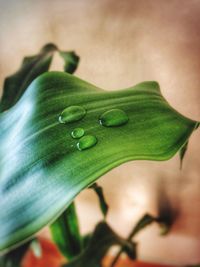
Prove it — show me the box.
[0,71,198,252]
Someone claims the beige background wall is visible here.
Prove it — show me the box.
[0,0,200,265]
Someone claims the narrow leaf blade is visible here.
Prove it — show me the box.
[110,213,155,267]
[0,44,57,112]
[59,51,80,74]
[156,181,179,235]
[0,44,80,112]
[179,141,188,169]
[50,203,82,260]
[90,183,109,217]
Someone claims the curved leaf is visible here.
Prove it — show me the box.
[110,213,155,267]
[59,51,80,74]
[179,140,188,168]
[0,44,56,112]
[89,183,109,217]
[0,44,79,112]
[0,71,198,253]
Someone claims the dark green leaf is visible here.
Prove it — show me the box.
[128,214,155,237]
[155,182,179,235]
[179,123,200,168]
[0,44,79,112]
[63,222,136,267]
[0,241,31,267]
[0,44,56,112]
[59,51,80,74]
[50,202,82,260]
[90,183,109,217]
[82,234,92,249]
[0,72,198,252]
[110,213,155,267]
[179,141,188,169]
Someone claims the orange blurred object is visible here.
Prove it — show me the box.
[22,238,174,267]
[22,237,64,267]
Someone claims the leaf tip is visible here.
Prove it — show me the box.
[41,43,58,53]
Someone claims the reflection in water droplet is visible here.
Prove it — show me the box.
[71,128,85,139]
[99,108,129,127]
[59,106,86,124]
[77,135,97,151]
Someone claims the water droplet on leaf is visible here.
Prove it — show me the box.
[59,106,86,124]
[99,108,129,127]
[71,128,85,139]
[77,135,97,151]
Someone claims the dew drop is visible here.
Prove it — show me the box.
[77,135,97,151]
[99,108,129,127]
[71,128,85,139]
[59,106,86,124]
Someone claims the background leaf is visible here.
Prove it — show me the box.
[59,51,80,74]
[110,213,155,267]
[89,183,109,217]
[179,141,188,169]
[155,179,179,236]
[0,241,31,267]
[63,221,136,267]
[0,44,56,112]
[50,202,82,260]
[0,44,79,112]
[0,71,198,252]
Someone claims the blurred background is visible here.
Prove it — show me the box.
[0,0,200,265]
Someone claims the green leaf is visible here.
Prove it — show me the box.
[0,241,31,267]
[82,234,92,249]
[110,213,155,267]
[50,202,82,260]
[0,72,198,252]
[180,125,199,168]
[179,141,188,169]
[0,44,56,112]
[59,51,80,74]
[89,183,109,217]
[63,222,136,267]
[128,213,155,237]
[0,44,79,112]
